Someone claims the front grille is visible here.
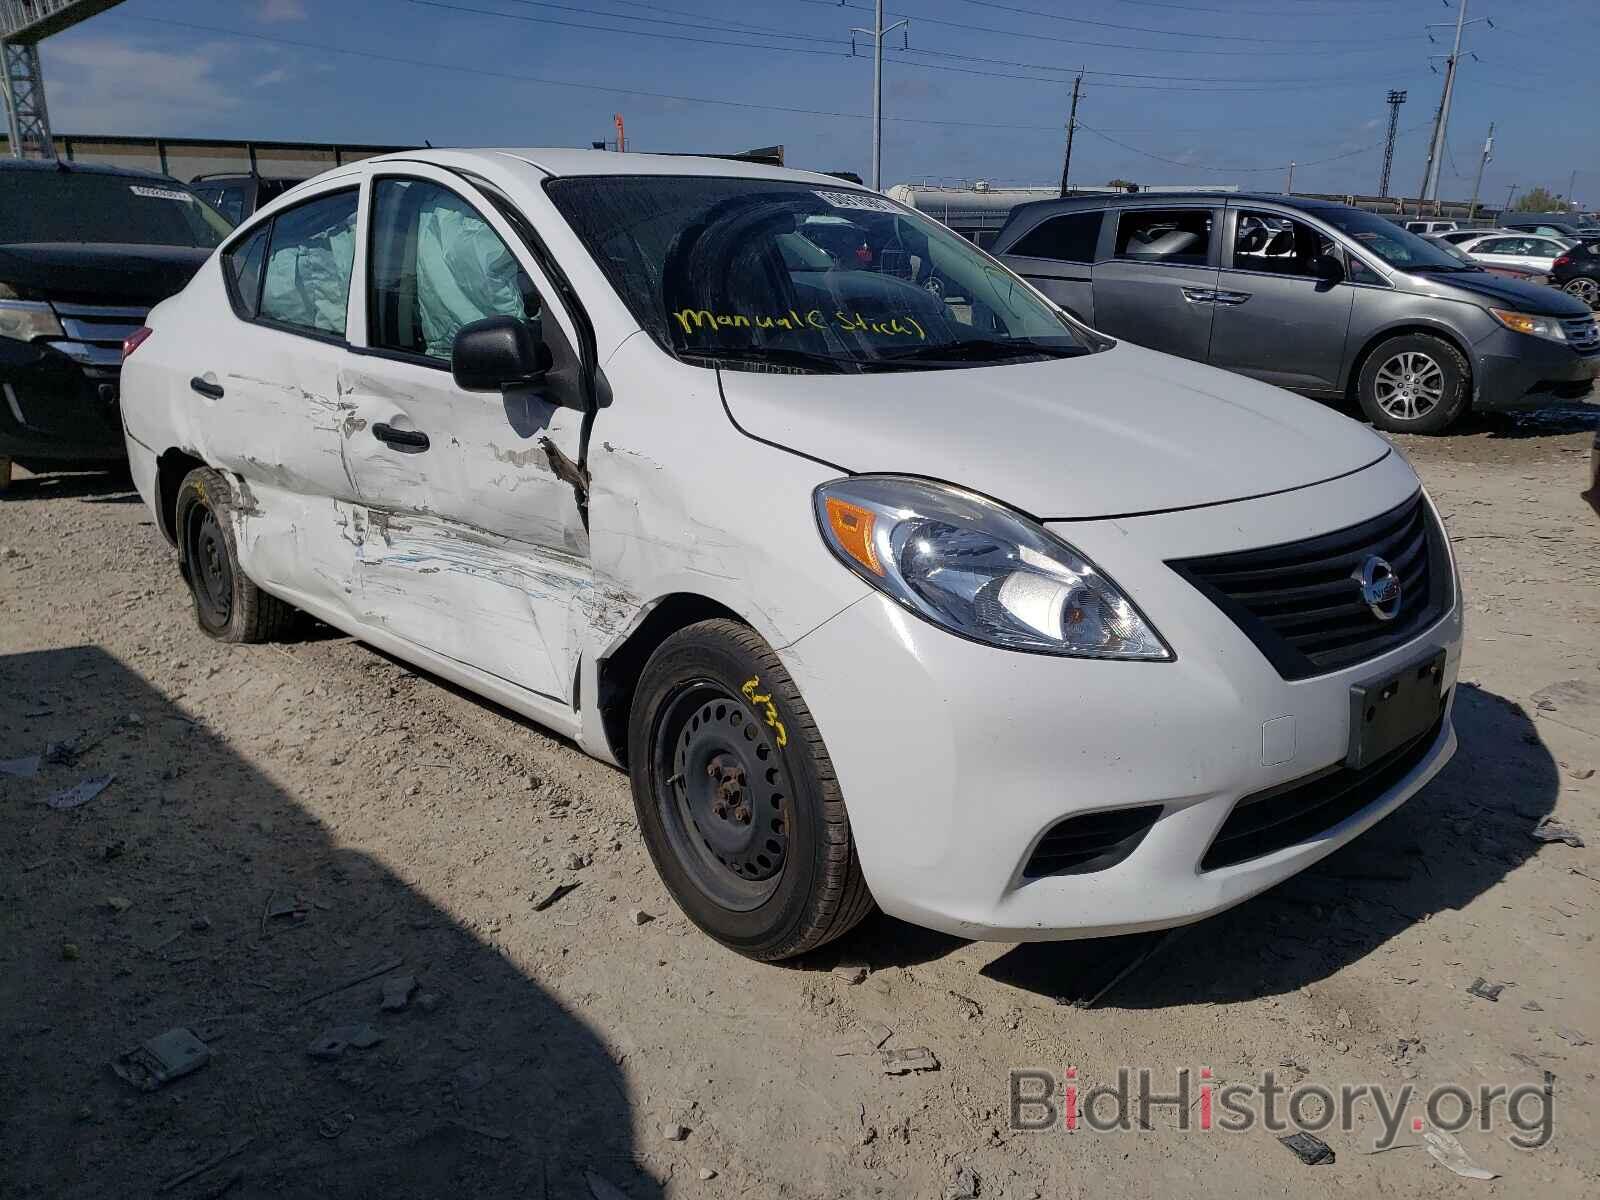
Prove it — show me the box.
[1561,315,1600,354]
[1201,709,1446,870]
[1022,805,1163,878]
[45,303,147,380]
[1168,492,1450,681]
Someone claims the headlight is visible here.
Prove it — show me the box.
[1489,308,1566,342]
[814,476,1171,660]
[0,298,64,342]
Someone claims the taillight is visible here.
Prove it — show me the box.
[1554,255,1573,269]
[122,326,153,361]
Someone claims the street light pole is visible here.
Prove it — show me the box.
[851,1,908,191]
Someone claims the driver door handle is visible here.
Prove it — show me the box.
[1213,290,1253,306]
[1181,287,1217,304]
[372,422,430,451]
[190,377,224,399]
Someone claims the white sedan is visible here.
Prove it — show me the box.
[1457,232,1572,275]
[118,149,1463,958]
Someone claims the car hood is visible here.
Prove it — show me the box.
[1409,266,1589,315]
[0,242,211,306]
[718,342,1392,519]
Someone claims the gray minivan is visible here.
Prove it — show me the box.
[993,192,1600,433]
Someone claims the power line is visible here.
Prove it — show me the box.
[406,0,851,57]
[792,0,1408,56]
[897,44,1406,87]
[122,13,1074,133]
[960,0,1409,45]
[884,52,1392,93]
[501,0,842,46]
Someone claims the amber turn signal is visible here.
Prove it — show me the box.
[824,496,884,576]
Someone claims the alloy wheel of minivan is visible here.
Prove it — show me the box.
[173,467,298,643]
[1373,351,1445,421]
[628,619,874,960]
[1563,277,1600,308]
[1356,333,1469,434]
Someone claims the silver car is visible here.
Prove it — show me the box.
[994,192,1599,434]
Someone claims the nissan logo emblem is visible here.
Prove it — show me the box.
[1354,555,1403,621]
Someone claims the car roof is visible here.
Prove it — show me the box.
[360,146,852,188]
[1001,190,1350,218]
[0,157,186,184]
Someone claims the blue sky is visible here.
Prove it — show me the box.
[36,0,1600,206]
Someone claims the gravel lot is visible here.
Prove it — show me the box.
[2,404,1597,1199]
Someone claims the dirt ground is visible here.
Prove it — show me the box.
[3,403,1597,1200]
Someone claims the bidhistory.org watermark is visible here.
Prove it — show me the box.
[1009,1067,1554,1150]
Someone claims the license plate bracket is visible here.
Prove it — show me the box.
[1346,648,1447,770]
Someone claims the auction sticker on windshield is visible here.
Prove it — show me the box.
[815,190,898,212]
[129,185,196,202]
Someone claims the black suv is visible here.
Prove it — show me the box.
[1,160,230,476]
[189,173,300,225]
[994,191,1599,433]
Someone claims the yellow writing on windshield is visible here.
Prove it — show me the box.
[672,308,925,341]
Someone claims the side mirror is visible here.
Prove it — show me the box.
[1310,254,1345,283]
[451,315,553,392]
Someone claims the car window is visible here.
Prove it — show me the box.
[546,175,1092,374]
[0,171,232,246]
[1348,257,1386,285]
[1006,211,1102,262]
[1474,238,1512,254]
[1527,239,1561,259]
[257,190,358,338]
[196,184,249,225]
[368,178,540,362]
[1230,211,1335,277]
[223,225,270,317]
[1113,209,1213,266]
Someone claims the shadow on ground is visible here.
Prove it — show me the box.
[2,468,137,504]
[1470,402,1599,439]
[0,646,658,1200]
[824,684,1559,1009]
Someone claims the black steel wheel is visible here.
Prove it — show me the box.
[656,680,790,910]
[173,467,297,643]
[628,619,874,960]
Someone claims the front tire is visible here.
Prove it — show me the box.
[1356,333,1470,434]
[628,619,873,961]
[174,467,297,643]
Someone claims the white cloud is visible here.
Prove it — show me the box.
[252,67,292,88]
[43,38,242,132]
[259,0,309,21]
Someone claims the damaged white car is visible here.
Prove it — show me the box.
[122,150,1463,960]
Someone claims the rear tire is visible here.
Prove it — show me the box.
[628,619,873,961]
[1356,333,1470,434]
[1562,276,1600,309]
[174,467,297,643]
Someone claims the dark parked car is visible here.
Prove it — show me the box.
[1502,215,1589,240]
[0,160,230,481]
[994,192,1600,433]
[1549,243,1600,309]
[188,173,300,224]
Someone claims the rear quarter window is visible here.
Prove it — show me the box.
[1006,211,1102,263]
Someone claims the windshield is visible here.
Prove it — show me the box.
[0,171,232,247]
[546,176,1092,372]
[1429,239,1484,269]
[1319,208,1467,271]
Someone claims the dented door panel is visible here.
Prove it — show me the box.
[336,356,589,701]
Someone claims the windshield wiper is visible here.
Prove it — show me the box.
[677,346,855,374]
[873,338,1086,364]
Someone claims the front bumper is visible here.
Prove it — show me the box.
[782,453,1463,941]
[1473,326,1599,409]
[0,336,127,463]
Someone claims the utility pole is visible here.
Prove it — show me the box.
[1285,160,1295,194]
[1504,183,1517,215]
[850,1,908,191]
[1059,69,1083,197]
[1379,89,1406,197]
[1466,121,1492,222]
[1567,168,1577,212]
[1421,0,1490,203]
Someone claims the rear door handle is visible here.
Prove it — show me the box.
[1213,290,1253,306]
[1181,288,1217,304]
[190,377,224,399]
[372,422,430,451]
